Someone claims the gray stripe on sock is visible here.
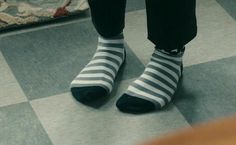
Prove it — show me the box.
[147,64,178,84]
[97,49,123,58]
[152,53,182,65]
[151,58,180,76]
[131,83,169,103]
[93,56,121,66]
[80,70,115,79]
[143,71,176,90]
[138,77,173,97]
[87,63,117,74]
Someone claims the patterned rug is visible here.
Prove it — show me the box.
[0,0,89,31]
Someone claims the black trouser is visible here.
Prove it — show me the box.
[88,0,197,51]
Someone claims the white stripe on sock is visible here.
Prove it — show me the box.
[154,50,182,61]
[99,37,124,44]
[94,52,123,65]
[145,67,177,88]
[149,61,179,81]
[82,66,116,78]
[77,73,113,82]
[141,73,174,94]
[152,57,180,71]
[97,46,124,53]
[133,80,171,102]
[88,59,119,72]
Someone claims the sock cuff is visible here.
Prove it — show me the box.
[153,49,183,62]
[155,45,185,55]
[155,47,185,58]
[99,33,124,40]
[98,34,124,44]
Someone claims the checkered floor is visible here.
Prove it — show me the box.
[1,0,236,145]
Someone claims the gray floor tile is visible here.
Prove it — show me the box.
[126,0,145,12]
[184,0,236,66]
[0,52,27,107]
[0,102,53,145]
[31,79,190,145]
[124,10,154,65]
[0,52,15,84]
[174,56,236,124]
[124,0,236,67]
[0,20,144,100]
[0,83,27,107]
[216,0,236,20]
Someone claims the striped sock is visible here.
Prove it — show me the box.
[70,34,126,102]
[116,48,183,114]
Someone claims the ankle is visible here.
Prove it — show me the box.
[155,46,185,57]
[99,33,124,40]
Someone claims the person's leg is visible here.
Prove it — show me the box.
[117,0,197,113]
[88,0,126,38]
[71,0,126,102]
[146,0,197,51]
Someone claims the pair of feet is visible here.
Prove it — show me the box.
[70,34,183,114]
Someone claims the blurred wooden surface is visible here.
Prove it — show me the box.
[140,116,236,145]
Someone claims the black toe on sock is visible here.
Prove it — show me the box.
[71,86,107,102]
[116,94,156,114]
